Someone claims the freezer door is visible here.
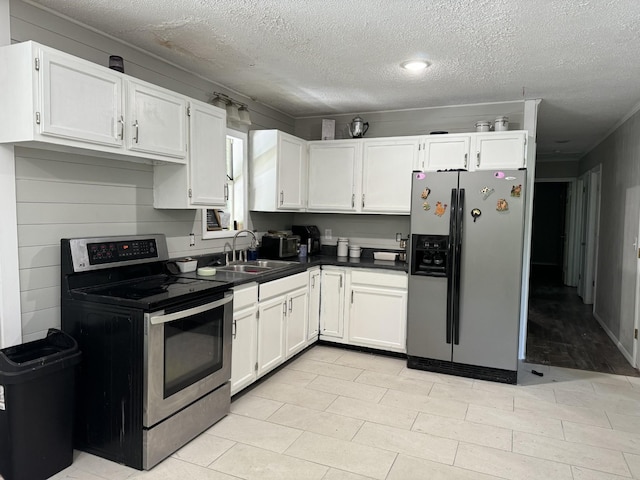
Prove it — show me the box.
[410,171,458,235]
[453,170,526,370]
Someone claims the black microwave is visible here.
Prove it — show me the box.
[259,234,300,259]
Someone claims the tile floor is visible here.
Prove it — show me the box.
[51,345,640,480]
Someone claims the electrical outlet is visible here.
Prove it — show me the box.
[324,229,332,240]
[396,232,402,242]
[189,233,195,246]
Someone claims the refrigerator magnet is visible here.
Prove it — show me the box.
[471,208,482,222]
[494,171,505,179]
[510,184,522,197]
[496,198,509,212]
[421,187,431,199]
[505,176,517,181]
[435,201,447,216]
[480,186,494,199]
[423,202,431,211]
[415,172,426,180]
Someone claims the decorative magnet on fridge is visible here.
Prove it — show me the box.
[511,184,522,197]
[423,202,431,211]
[471,208,482,222]
[496,198,509,212]
[421,188,431,199]
[494,171,505,179]
[435,201,447,216]
[480,186,494,200]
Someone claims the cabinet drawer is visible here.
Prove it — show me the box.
[259,271,308,301]
[233,283,258,310]
[350,269,407,289]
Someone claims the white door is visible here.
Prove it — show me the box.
[308,269,321,342]
[285,287,309,358]
[40,48,123,147]
[277,133,306,210]
[361,138,419,213]
[230,306,257,395]
[188,101,227,206]
[257,295,285,376]
[349,285,407,352]
[474,132,526,170]
[583,167,601,304]
[127,80,187,160]
[421,135,470,171]
[308,142,360,212]
[319,269,345,338]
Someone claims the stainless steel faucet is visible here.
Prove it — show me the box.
[232,230,257,263]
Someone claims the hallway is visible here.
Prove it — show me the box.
[525,265,638,376]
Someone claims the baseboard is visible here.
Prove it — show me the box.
[592,311,635,367]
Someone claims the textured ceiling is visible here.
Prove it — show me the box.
[27,0,640,159]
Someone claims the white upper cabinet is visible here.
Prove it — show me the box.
[250,130,306,212]
[473,131,526,170]
[307,140,361,212]
[361,137,420,213]
[126,80,188,161]
[420,134,471,171]
[153,100,227,209]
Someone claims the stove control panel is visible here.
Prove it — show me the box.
[88,239,158,265]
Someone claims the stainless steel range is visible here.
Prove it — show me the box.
[61,234,233,470]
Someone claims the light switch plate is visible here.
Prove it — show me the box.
[324,229,332,240]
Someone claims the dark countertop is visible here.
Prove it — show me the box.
[175,254,407,289]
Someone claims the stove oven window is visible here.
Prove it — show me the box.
[163,307,224,398]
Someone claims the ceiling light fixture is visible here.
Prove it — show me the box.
[401,60,430,71]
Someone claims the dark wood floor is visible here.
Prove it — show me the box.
[526,265,639,376]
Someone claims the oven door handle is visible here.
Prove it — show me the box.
[149,293,233,325]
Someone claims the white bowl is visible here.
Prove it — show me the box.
[373,251,397,261]
[176,259,198,273]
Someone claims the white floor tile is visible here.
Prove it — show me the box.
[64,451,138,480]
[285,431,396,480]
[333,350,406,375]
[380,387,469,419]
[301,345,346,363]
[473,378,557,403]
[171,434,235,467]
[429,382,514,411]
[267,403,364,440]
[209,443,328,480]
[399,366,475,387]
[287,358,363,381]
[267,367,318,387]
[386,454,502,480]
[326,395,418,429]
[321,468,376,480]
[465,403,564,439]
[413,412,512,450]
[230,394,284,420]
[249,378,338,410]
[307,374,387,402]
[571,466,636,480]
[514,395,610,428]
[355,369,434,396]
[623,452,640,478]
[128,457,238,480]
[608,411,640,434]
[564,421,640,455]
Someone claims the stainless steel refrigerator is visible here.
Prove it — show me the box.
[407,169,526,384]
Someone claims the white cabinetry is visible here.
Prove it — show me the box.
[307,267,321,344]
[126,80,188,161]
[307,140,360,212]
[473,132,526,170]
[250,130,307,211]
[257,272,309,376]
[319,267,347,340]
[153,100,227,208]
[420,134,470,171]
[348,270,407,353]
[230,283,258,395]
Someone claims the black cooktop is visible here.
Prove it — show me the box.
[73,274,230,310]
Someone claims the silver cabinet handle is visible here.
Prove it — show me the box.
[464,153,468,169]
[118,116,124,140]
[280,190,284,205]
[351,194,355,208]
[476,152,480,168]
[288,298,293,312]
[282,302,287,315]
[362,194,365,208]
[150,293,233,325]
[339,275,343,289]
[133,120,139,143]
[232,319,237,339]
[224,183,229,201]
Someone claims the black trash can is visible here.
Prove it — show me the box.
[0,328,82,480]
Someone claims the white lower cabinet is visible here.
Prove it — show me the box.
[348,270,408,353]
[230,283,258,395]
[285,286,309,358]
[319,267,347,340]
[257,295,287,377]
[307,267,321,344]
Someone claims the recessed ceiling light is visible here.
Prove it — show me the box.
[401,60,430,71]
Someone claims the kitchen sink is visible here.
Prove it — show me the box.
[216,260,297,274]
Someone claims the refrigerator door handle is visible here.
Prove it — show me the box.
[446,188,457,345]
[453,188,465,345]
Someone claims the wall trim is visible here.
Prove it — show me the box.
[593,311,634,367]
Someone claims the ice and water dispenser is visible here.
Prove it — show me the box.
[411,235,449,277]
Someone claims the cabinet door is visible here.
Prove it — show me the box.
[257,295,286,376]
[362,138,419,213]
[319,269,345,338]
[474,132,526,170]
[308,142,360,212]
[422,135,470,171]
[230,306,257,395]
[277,133,306,210]
[308,269,321,342]
[349,285,407,352]
[189,102,227,206]
[285,287,309,358]
[40,48,123,147]
[127,80,187,161]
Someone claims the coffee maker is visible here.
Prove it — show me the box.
[291,225,321,255]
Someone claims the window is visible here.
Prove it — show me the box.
[202,129,247,239]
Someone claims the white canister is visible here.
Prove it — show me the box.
[475,121,491,132]
[494,116,509,131]
[337,238,349,257]
[349,245,361,259]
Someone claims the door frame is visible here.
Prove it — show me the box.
[635,218,640,368]
[582,166,601,306]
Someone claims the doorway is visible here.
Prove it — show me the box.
[525,175,638,375]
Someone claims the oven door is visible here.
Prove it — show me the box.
[144,291,232,427]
